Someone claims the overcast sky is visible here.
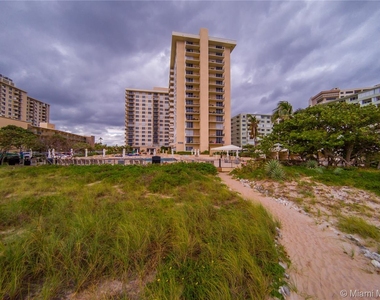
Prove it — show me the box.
[1,1,379,145]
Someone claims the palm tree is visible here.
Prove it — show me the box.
[247,114,259,146]
[271,101,293,123]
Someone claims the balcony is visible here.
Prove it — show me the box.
[185,94,200,100]
[209,81,224,87]
[186,110,200,114]
[209,74,224,79]
[185,86,200,92]
[185,72,200,78]
[185,41,200,48]
[185,56,199,62]
[209,52,224,59]
[186,101,200,106]
[209,118,224,123]
[209,59,224,66]
[185,64,200,71]
[209,110,224,115]
[209,45,224,51]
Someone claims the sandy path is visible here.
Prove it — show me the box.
[219,173,379,300]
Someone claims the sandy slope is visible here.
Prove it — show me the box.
[218,173,379,300]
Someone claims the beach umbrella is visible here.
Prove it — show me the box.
[102,149,106,157]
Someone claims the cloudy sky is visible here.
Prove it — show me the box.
[1,1,379,145]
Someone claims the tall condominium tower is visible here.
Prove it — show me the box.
[125,87,170,153]
[169,28,236,152]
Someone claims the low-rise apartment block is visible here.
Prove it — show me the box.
[309,84,380,108]
[309,86,372,106]
[0,116,95,147]
[231,113,273,147]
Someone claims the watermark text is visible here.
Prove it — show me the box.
[340,289,380,298]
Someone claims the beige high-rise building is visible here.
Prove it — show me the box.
[125,87,170,153]
[169,28,236,152]
[0,74,50,126]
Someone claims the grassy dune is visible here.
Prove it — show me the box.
[0,163,285,299]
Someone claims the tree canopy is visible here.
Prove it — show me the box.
[271,101,293,123]
[260,102,380,166]
[0,125,38,162]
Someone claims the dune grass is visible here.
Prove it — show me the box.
[232,161,380,197]
[337,216,380,242]
[0,163,285,299]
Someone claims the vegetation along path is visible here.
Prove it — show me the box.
[219,172,379,300]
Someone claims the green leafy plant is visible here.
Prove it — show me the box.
[305,160,318,169]
[333,167,343,175]
[265,160,285,181]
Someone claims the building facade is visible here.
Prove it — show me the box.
[231,113,273,147]
[26,96,50,126]
[310,84,380,107]
[309,86,372,106]
[0,116,95,148]
[125,87,170,153]
[0,74,50,126]
[169,28,236,152]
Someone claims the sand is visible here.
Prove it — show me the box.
[218,172,379,300]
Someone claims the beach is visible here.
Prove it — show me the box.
[219,172,379,300]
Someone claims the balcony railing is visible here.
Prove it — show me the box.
[209,60,224,65]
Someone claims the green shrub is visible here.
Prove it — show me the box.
[338,216,380,241]
[265,160,285,181]
[333,167,343,175]
[314,167,324,174]
[305,160,318,169]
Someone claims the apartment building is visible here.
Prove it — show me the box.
[231,113,273,147]
[0,74,50,126]
[125,87,170,153]
[0,116,95,147]
[309,86,372,106]
[169,28,236,152]
[330,84,380,107]
[26,96,50,126]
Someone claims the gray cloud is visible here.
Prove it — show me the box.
[1,1,379,145]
